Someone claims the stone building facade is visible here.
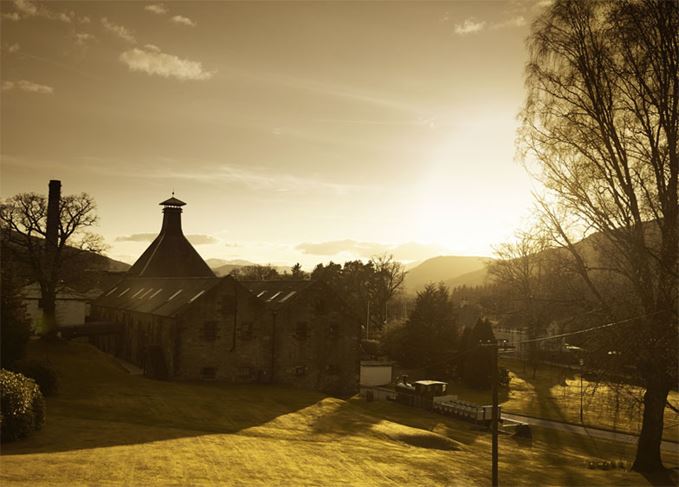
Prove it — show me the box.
[90,197,360,396]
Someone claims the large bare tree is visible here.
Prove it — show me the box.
[1,192,104,334]
[520,0,678,472]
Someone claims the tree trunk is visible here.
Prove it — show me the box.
[40,283,58,335]
[632,380,669,472]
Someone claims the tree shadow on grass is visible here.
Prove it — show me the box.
[309,395,487,449]
[640,467,679,487]
[1,382,324,455]
[1,342,327,455]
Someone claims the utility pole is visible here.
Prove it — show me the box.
[579,357,584,424]
[480,339,499,487]
[491,340,499,487]
[480,338,515,487]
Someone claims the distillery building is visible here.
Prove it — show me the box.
[90,196,360,396]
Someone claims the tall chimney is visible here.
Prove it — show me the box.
[46,180,61,249]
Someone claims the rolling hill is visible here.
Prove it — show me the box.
[403,256,490,293]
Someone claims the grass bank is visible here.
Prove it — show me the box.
[1,340,676,486]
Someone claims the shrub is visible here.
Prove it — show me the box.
[0,369,46,442]
[13,360,59,396]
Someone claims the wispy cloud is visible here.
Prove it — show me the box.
[119,45,213,81]
[296,240,449,261]
[453,15,527,36]
[454,18,486,35]
[144,3,167,15]
[491,16,526,29]
[2,80,54,94]
[101,17,136,43]
[74,33,95,46]
[2,12,20,21]
[4,43,20,53]
[223,67,419,114]
[10,0,74,23]
[171,15,196,27]
[116,233,218,245]
[166,163,364,195]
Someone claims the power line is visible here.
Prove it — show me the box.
[517,312,662,345]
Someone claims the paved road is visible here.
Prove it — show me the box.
[502,412,679,453]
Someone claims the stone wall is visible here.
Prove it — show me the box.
[174,279,272,382]
[272,283,360,396]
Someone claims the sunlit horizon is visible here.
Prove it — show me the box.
[1,1,547,269]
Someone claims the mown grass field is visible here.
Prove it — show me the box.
[441,358,679,443]
[1,340,677,486]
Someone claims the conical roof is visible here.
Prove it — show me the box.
[127,197,215,278]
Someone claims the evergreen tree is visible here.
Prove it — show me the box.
[462,318,496,389]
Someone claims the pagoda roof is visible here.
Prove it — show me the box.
[159,196,186,207]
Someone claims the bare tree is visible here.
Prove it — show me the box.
[520,0,678,472]
[1,192,104,334]
[369,254,407,329]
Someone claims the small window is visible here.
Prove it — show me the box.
[203,321,217,341]
[238,367,253,378]
[295,321,308,340]
[239,321,253,340]
[201,367,217,380]
[295,365,306,377]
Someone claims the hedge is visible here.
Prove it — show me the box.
[0,369,46,442]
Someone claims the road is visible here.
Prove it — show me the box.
[502,412,679,453]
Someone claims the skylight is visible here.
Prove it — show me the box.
[168,290,183,301]
[267,291,282,302]
[139,289,154,299]
[105,287,118,296]
[119,288,130,297]
[256,291,266,298]
[130,288,146,298]
[189,290,206,303]
[149,289,163,299]
[279,291,297,303]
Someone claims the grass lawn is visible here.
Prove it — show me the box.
[1,340,677,486]
[441,358,679,443]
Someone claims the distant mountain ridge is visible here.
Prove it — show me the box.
[403,255,490,293]
[207,259,292,277]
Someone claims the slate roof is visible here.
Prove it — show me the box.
[127,197,215,278]
[93,276,221,317]
[127,232,215,278]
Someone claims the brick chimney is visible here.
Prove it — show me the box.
[46,180,61,250]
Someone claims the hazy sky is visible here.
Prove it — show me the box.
[1,0,547,268]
